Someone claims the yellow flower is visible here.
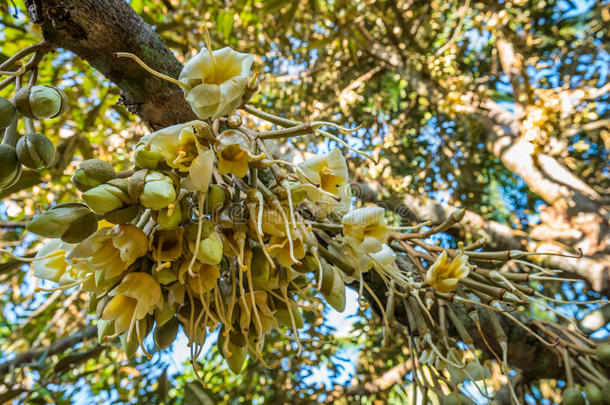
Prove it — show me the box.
[33,239,76,284]
[268,228,306,267]
[150,228,184,262]
[239,291,277,335]
[216,130,262,178]
[425,251,470,293]
[297,148,348,200]
[101,272,161,336]
[342,206,389,255]
[178,260,220,295]
[134,121,214,192]
[179,47,253,120]
[68,224,148,279]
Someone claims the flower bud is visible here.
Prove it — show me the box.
[561,388,583,405]
[72,158,116,192]
[157,203,183,229]
[26,203,98,243]
[103,204,140,224]
[154,301,177,327]
[0,144,22,189]
[274,302,304,329]
[584,384,603,405]
[139,171,177,210]
[595,343,610,366]
[16,133,56,169]
[320,262,346,313]
[154,267,178,285]
[154,316,179,350]
[0,97,16,128]
[82,183,130,214]
[15,85,68,119]
[218,328,248,374]
[195,231,223,265]
[205,184,229,216]
[97,319,115,344]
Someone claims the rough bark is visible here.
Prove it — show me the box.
[24,0,574,381]
[26,0,197,130]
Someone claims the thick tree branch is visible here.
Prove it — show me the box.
[26,0,196,130]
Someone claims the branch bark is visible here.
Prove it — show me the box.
[26,0,197,130]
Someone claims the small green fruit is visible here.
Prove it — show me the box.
[0,97,16,128]
[16,133,55,169]
[561,387,584,405]
[0,144,22,189]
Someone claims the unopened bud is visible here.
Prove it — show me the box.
[140,171,177,210]
[26,203,98,243]
[97,319,116,344]
[103,204,140,224]
[16,133,56,169]
[82,183,130,214]
[15,85,68,119]
[205,184,229,216]
[154,316,179,349]
[72,159,116,192]
[595,343,610,366]
[0,145,22,189]
[0,97,16,128]
[157,203,183,229]
[195,231,223,265]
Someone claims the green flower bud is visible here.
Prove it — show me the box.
[16,133,56,169]
[0,97,16,128]
[26,203,98,243]
[275,304,304,329]
[120,317,153,359]
[134,146,162,169]
[196,231,223,265]
[0,144,22,189]
[184,220,214,240]
[157,203,183,229]
[584,383,603,405]
[561,388,584,405]
[82,183,129,214]
[154,316,179,349]
[154,267,178,285]
[320,262,346,313]
[15,85,68,119]
[250,247,271,287]
[595,343,610,366]
[601,382,610,405]
[72,158,116,192]
[218,328,248,374]
[103,204,140,224]
[140,171,176,210]
[97,319,116,344]
[205,184,229,215]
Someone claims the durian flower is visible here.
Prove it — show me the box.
[134,121,214,192]
[150,228,184,262]
[297,148,348,200]
[33,239,76,284]
[239,291,277,335]
[178,260,220,295]
[425,251,470,293]
[268,228,306,267]
[68,224,148,279]
[216,130,262,178]
[369,244,396,268]
[101,272,161,337]
[342,206,389,255]
[179,47,253,120]
[82,183,131,214]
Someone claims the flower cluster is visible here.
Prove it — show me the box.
[21,39,606,403]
